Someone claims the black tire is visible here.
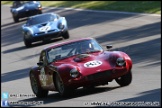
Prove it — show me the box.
[55,74,71,96]
[24,39,32,48]
[38,11,42,14]
[115,71,132,86]
[24,34,32,48]
[30,72,48,98]
[13,16,19,23]
[62,31,69,39]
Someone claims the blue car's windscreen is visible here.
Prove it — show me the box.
[27,14,55,26]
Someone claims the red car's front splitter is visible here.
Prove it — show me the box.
[66,68,129,88]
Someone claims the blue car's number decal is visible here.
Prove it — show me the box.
[39,26,51,32]
[84,60,102,68]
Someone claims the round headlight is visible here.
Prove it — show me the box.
[70,68,79,78]
[37,4,41,7]
[27,31,32,36]
[116,57,125,66]
[58,23,64,29]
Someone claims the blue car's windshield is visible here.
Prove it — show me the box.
[24,1,37,4]
[27,14,55,26]
[46,39,103,63]
[13,1,38,7]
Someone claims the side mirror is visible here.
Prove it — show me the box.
[37,61,44,66]
[106,45,113,50]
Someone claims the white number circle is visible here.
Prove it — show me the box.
[39,26,51,32]
[84,60,102,68]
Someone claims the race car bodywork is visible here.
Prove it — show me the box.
[21,13,69,47]
[10,1,42,22]
[29,38,132,97]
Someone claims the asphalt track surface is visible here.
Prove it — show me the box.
[1,5,161,107]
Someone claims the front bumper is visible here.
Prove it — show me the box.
[29,31,63,42]
[65,68,129,88]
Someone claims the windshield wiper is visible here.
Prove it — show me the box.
[85,50,101,54]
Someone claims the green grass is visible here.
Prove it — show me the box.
[1,1,161,14]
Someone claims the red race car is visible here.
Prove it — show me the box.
[29,38,132,97]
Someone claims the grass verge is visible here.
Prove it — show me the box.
[1,1,161,14]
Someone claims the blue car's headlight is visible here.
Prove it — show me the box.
[24,31,32,39]
[37,4,41,8]
[58,23,64,29]
[37,4,42,10]
[26,31,33,36]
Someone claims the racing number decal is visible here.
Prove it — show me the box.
[39,67,47,86]
[39,26,51,32]
[84,60,102,68]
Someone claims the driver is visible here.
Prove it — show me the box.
[13,1,23,7]
[80,42,93,53]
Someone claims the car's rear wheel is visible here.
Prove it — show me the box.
[13,16,19,23]
[55,74,71,96]
[62,31,69,39]
[115,71,132,86]
[30,72,48,98]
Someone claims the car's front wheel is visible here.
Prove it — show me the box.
[30,72,48,98]
[55,74,71,96]
[115,71,132,86]
[62,31,69,39]
[13,16,19,23]
[38,10,42,14]
[24,34,32,48]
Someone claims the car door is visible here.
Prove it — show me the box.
[39,51,55,90]
[38,51,47,87]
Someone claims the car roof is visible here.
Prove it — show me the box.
[43,38,94,51]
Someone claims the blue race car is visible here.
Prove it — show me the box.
[10,1,42,23]
[21,13,70,47]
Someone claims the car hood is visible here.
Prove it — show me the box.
[28,21,58,34]
[53,51,123,76]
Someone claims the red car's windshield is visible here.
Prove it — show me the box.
[46,39,103,63]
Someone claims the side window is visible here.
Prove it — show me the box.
[39,51,43,62]
[39,51,48,66]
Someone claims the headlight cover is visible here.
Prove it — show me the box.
[116,57,125,66]
[58,23,64,29]
[70,68,79,78]
[27,31,32,36]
